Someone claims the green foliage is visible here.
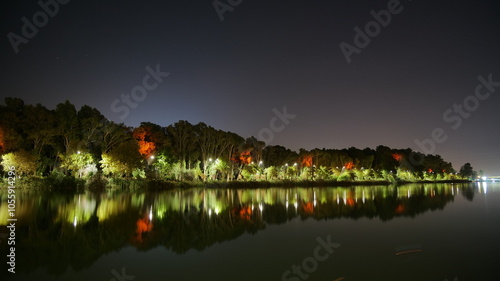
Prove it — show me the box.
[100,140,143,178]
[42,170,84,192]
[241,165,258,181]
[152,153,175,179]
[132,168,146,179]
[60,151,96,178]
[0,97,472,186]
[1,150,37,176]
[264,166,278,181]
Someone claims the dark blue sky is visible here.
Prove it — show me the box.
[1,0,500,174]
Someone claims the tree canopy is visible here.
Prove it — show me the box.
[0,98,474,183]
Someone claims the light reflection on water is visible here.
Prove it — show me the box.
[1,182,499,281]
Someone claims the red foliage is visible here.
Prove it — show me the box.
[133,215,153,243]
[237,151,252,165]
[392,153,402,161]
[344,161,354,170]
[231,206,253,220]
[395,204,405,214]
[239,206,252,220]
[346,198,355,207]
[302,202,314,214]
[301,155,313,167]
[133,129,156,157]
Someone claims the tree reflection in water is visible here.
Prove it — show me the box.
[0,183,477,276]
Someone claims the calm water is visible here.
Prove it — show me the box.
[1,182,499,281]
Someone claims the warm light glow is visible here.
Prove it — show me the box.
[301,155,313,167]
[237,151,252,164]
[392,153,402,161]
[133,129,156,157]
[344,162,354,170]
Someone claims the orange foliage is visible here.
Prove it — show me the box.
[302,202,314,214]
[346,198,355,207]
[133,215,153,243]
[239,206,252,220]
[344,162,354,170]
[138,140,155,156]
[239,151,252,165]
[133,130,156,156]
[231,206,253,220]
[392,153,402,161]
[301,155,313,167]
[428,169,433,173]
[395,204,405,214]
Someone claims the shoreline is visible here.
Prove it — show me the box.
[0,177,473,191]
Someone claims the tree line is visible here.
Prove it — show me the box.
[0,98,477,184]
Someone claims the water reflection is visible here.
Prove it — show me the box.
[0,183,485,276]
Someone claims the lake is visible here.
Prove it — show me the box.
[1,182,499,281]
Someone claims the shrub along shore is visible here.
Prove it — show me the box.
[1,98,478,190]
[1,172,472,192]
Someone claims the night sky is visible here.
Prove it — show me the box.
[1,0,499,174]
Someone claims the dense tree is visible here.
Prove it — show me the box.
[54,100,80,155]
[0,97,472,183]
[24,104,56,156]
[77,105,106,153]
[459,163,476,179]
[100,140,143,178]
[1,150,37,176]
[262,145,298,167]
[0,98,30,152]
[133,122,167,157]
[60,151,96,178]
[166,120,196,173]
[101,121,131,154]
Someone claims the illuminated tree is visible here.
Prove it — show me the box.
[194,123,229,179]
[245,136,265,164]
[60,151,96,178]
[166,120,196,179]
[1,150,37,176]
[100,140,143,178]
